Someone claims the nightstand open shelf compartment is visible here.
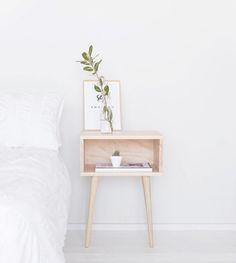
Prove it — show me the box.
[80,131,163,176]
[80,131,163,248]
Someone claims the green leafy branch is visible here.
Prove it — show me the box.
[77,45,113,131]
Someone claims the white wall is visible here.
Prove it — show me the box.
[0,0,236,226]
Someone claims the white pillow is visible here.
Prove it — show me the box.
[0,93,64,150]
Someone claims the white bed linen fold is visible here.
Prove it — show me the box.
[0,147,71,263]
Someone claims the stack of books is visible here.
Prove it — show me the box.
[95,162,152,172]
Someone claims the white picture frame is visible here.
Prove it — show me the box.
[83,80,122,130]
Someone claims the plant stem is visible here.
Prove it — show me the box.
[93,67,113,131]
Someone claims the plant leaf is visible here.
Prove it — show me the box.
[89,45,93,56]
[80,61,90,65]
[99,78,103,87]
[94,63,99,73]
[92,59,102,75]
[94,85,101,92]
[82,52,89,61]
[104,85,109,95]
[83,66,93,71]
[97,59,102,66]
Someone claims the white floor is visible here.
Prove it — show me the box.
[64,230,236,263]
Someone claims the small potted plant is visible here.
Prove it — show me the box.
[111,150,122,167]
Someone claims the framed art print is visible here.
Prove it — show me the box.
[83,80,122,130]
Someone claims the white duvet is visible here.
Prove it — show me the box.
[0,147,71,263]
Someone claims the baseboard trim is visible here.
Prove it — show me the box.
[67,223,236,231]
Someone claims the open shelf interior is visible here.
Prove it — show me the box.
[81,139,162,176]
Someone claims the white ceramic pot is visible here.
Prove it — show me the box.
[110,156,122,167]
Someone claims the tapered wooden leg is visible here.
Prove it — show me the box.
[142,176,154,247]
[85,176,98,248]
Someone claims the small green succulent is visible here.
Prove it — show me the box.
[112,150,120,156]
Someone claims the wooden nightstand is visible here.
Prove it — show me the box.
[80,131,163,248]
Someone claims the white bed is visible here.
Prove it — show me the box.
[0,147,71,263]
